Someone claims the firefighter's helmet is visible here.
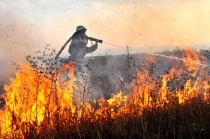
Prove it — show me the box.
[76,25,87,32]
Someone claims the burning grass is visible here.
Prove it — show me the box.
[0,48,209,138]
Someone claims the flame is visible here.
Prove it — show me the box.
[0,48,209,138]
[1,63,76,137]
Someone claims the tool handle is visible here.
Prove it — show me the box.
[55,37,72,60]
[88,37,103,43]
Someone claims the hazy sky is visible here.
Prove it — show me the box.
[0,0,210,59]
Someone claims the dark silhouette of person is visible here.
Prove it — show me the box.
[68,25,98,71]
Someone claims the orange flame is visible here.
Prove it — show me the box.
[0,48,209,138]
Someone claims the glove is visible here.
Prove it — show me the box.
[94,42,98,49]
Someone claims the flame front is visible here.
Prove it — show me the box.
[1,63,76,137]
[0,48,209,138]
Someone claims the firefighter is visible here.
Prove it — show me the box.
[67,26,99,105]
[68,25,98,72]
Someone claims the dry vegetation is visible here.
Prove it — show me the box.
[0,47,209,139]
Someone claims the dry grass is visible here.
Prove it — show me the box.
[0,47,209,139]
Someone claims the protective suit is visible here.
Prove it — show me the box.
[68,26,98,70]
[67,26,98,107]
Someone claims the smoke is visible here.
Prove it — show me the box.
[1,0,210,82]
[0,8,46,82]
[87,1,210,52]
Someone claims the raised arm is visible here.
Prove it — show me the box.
[86,42,98,54]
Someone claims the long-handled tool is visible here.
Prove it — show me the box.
[55,36,72,60]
